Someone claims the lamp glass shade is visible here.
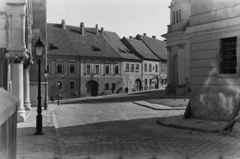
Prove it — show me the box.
[44,70,48,77]
[35,38,44,58]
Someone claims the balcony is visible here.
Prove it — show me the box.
[167,20,189,33]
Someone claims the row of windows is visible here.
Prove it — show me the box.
[125,63,139,72]
[56,80,75,89]
[47,62,76,74]
[56,80,117,91]
[46,62,120,75]
[173,9,181,24]
[85,63,120,75]
[144,63,158,73]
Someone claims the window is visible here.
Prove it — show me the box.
[136,64,139,72]
[145,79,148,86]
[131,64,134,72]
[105,64,110,75]
[150,79,152,85]
[47,62,50,73]
[69,63,75,74]
[95,64,100,75]
[149,64,152,72]
[220,37,237,74]
[155,64,158,73]
[144,63,147,72]
[57,81,62,89]
[114,65,119,75]
[69,81,75,89]
[179,10,181,21]
[112,83,116,90]
[126,63,129,72]
[105,83,109,90]
[86,63,91,74]
[56,63,63,74]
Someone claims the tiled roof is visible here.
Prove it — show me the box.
[123,38,160,61]
[48,24,77,55]
[47,24,123,59]
[141,35,167,60]
[103,31,141,61]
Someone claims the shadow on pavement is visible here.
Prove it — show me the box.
[62,91,162,104]
[56,117,226,159]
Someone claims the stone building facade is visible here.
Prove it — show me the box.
[187,0,240,120]
[122,36,162,90]
[162,0,191,96]
[47,21,124,98]
[103,31,142,92]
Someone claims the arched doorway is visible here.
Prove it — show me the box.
[86,80,99,96]
[135,79,142,91]
[154,77,159,89]
[172,54,178,86]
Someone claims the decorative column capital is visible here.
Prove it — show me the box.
[5,49,28,64]
[24,53,34,69]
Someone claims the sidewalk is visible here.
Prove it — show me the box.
[134,98,240,138]
[17,105,61,159]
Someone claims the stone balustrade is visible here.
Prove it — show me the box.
[0,88,18,159]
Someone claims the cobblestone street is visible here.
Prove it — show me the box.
[50,92,240,159]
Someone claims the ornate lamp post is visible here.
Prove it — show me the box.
[57,81,60,105]
[34,37,44,135]
[44,69,48,110]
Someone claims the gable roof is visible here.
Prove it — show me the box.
[122,37,160,61]
[103,31,141,61]
[47,23,123,59]
[140,35,167,60]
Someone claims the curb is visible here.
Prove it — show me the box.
[156,119,221,134]
[52,111,69,159]
[132,101,186,111]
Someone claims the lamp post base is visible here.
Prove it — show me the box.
[34,114,44,135]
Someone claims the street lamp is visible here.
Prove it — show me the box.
[57,81,60,105]
[34,37,44,135]
[44,69,48,110]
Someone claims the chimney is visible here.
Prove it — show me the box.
[61,19,66,29]
[143,33,147,36]
[101,27,104,33]
[129,36,133,39]
[152,35,156,39]
[95,24,99,35]
[80,22,84,35]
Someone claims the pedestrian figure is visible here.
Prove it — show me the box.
[51,96,54,103]
[125,87,129,93]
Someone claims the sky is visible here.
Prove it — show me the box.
[47,0,171,40]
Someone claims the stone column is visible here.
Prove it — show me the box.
[24,57,33,110]
[166,46,171,86]
[178,44,185,85]
[6,51,28,122]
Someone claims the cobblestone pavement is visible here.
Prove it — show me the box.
[17,107,61,159]
[51,95,240,159]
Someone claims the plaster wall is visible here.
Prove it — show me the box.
[188,1,240,120]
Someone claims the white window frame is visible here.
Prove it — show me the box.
[69,63,75,74]
[136,64,139,72]
[95,64,100,75]
[86,63,91,74]
[56,63,63,74]
[114,64,120,75]
[105,64,110,75]
[69,80,75,89]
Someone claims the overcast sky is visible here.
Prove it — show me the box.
[47,0,171,40]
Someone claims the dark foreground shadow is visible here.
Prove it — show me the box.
[57,117,226,159]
